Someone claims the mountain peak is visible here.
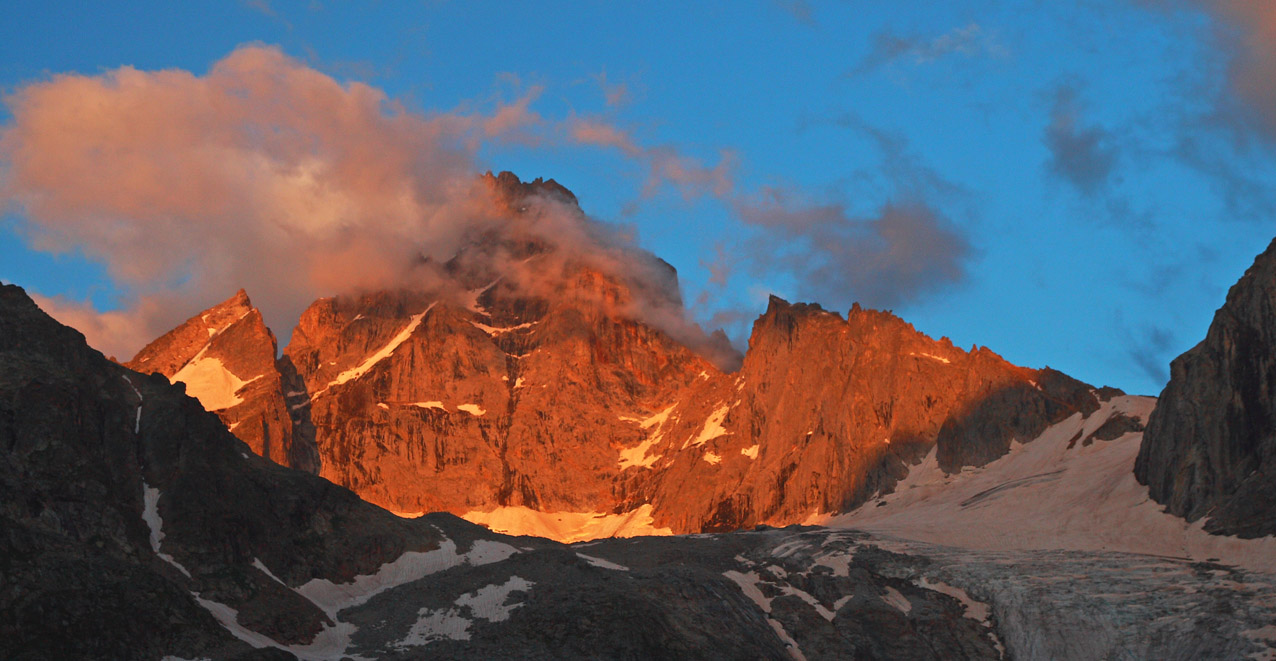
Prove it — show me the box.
[125,289,317,471]
[481,170,578,211]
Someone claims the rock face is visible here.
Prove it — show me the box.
[133,173,1107,540]
[628,298,1105,533]
[126,290,319,472]
[1136,237,1276,537]
[282,200,717,517]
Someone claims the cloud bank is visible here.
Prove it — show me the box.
[2,43,979,367]
[0,45,722,362]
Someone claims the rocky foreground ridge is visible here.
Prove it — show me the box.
[130,173,1115,539]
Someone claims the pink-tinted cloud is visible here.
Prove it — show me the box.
[0,45,729,364]
[569,117,736,199]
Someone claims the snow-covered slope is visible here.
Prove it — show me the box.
[825,395,1276,572]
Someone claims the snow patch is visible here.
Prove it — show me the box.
[297,537,518,618]
[396,608,471,647]
[827,396,1276,573]
[395,576,534,650]
[172,356,258,412]
[317,303,434,395]
[470,320,538,336]
[252,558,287,587]
[577,553,629,571]
[455,575,533,622]
[703,451,722,464]
[882,586,912,614]
[413,401,446,411]
[457,403,486,416]
[122,374,143,433]
[908,352,951,364]
[684,404,730,449]
[741,444,760,459]
[723,570,807,660]
[618,405,675,470]
[141,483,191,578]
[461,504,672,543]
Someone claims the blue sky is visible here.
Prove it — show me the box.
[3,0,1275,395]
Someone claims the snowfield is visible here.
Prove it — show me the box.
[823,395,1276,573]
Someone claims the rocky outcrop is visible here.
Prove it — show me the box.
[1136,237,1276,537]
[126,290,319,472]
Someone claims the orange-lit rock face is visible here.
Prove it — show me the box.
[627,297,1097,533]
[125,290,317,472]
[276,285,1100,540]
[130,175,1103,542]
[283,269,716,519]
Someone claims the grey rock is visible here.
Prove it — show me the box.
[1136,237,1276,537]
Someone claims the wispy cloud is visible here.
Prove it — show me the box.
[592,70,633,108]
[773,0,816,27]
[569,118,736,200]
[1043,85,1117,195]
[848,22,1009,77]
[1125,324,1175,390]
[731,188,972,310]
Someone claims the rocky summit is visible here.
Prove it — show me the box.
[125,289,320,473]
[125,175,1110,540]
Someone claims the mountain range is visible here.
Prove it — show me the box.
[4,173,1276,659]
